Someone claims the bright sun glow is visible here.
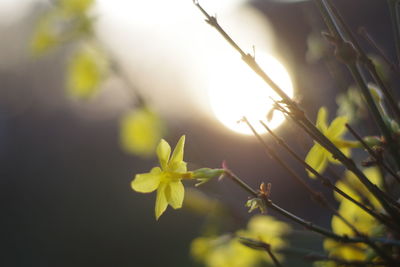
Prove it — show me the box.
[208,52,294,135]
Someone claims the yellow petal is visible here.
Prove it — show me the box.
[316,107,328,132]
[131,167,162,193]
[168,135,186,171]
[305,144,328,178]
[155,183,168,220]
[157,139,171,170]
[364,167,382,188]
[247,215,291,236]
[331,213,352,236]
[327,116,348,139]
[165,180,185,209]
[334,179,358,202]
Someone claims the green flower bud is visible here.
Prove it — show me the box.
[363,136,382,147]
[192,168,225,186]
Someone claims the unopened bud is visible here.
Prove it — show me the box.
[193,168,225,186]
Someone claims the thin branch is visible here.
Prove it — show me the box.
[259,120,398,231]
[277,246,386,266]
[317,0,400,169]
[222,169,397,248]
[193,0,400,219]
[388,0,400,66]
[359,27,400,74]
[266,247,283,267]
[346,123,400,184]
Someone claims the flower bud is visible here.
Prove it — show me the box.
[192,168,225,186]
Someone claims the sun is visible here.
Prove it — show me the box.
[208,52,294,135]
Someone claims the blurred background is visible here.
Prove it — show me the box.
[1,0,395,266]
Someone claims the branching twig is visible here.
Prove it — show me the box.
[259,119,399,232]
[346,123,400,184]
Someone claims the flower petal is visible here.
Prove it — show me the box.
[157,139,171,170]
[165,180,185,209]
[155,183,168,220]
[305,144,328,178]
[316,107,328,132]
[131,167,162,193]
[168,135,186,171]
[327,116,348,139]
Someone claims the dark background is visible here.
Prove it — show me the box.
[1,0,394,266]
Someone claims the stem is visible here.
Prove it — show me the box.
[359,27,400,74]
[223,170,380,244]
[259,120,398,231]
[245,118,400,257]
[223,170,258,197]
[348,63,400,174]
[346,123,400,184]
[388,0,400,67]
[322,0,400,121]
[193,0,400,220]
[242,118,333,210]
[266,247,283,267]
[277,247,386,266]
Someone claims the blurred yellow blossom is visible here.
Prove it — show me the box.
[59,0,95,16]
[334,167,382,209]
[323,168,383,264]
[132,135,192,219]
[120,107,164,157]
[190,215,291,267]
[183,188,224,216]
[30,0,94,56]
[30,13,60,56]
[305,107,356,178]
[67,46,107,99]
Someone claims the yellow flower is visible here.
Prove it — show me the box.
[131,135,192,219]
[67,46,107,99]
[30,13,60,56]
[323,168,383,264]
[305,107,353,178]
[190,215,291,267]
[334,167,382,209]
[120,107,164,157]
